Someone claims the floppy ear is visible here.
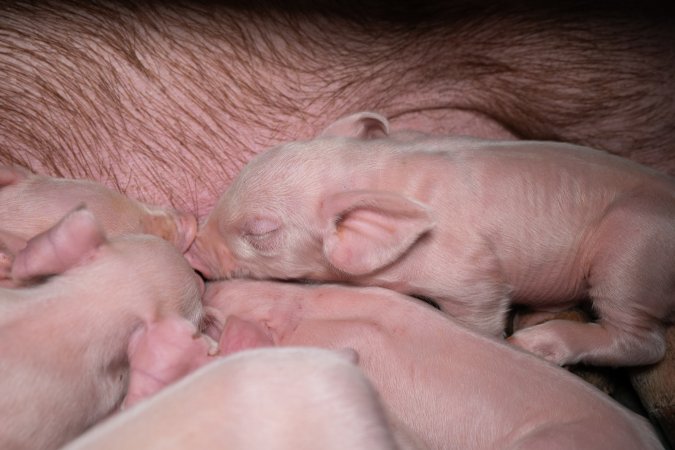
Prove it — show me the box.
[321,190,434,276]
[0,165,31,187]
[11,206,106,280]
[319,112,390,139]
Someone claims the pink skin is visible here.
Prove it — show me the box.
[68,347,400,450]
[0,165,197,257]
[123,314,216,410]
[187,112,675,368]
[0,208,204,450]
[127,280,663,450]
[0,229,25,287]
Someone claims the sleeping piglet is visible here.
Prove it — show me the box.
[67,347,399,450]
[187,111,675,367]
[126,280,663,450]
[0,165,196,256]
[0,207,207,450]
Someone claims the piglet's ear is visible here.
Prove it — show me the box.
[319,112,390,139]
[0,165,31,187]
[11,206,106,281]
[321,190,434,276]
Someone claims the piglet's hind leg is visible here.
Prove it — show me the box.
[508,318,666,366]
[511,194,674,367]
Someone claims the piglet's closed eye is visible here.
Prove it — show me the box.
[242,217,281,236]
[241,217,282,253]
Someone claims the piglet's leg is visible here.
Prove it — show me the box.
[509,319,663,366]
[123,317,217,409]
[511,195,674,367]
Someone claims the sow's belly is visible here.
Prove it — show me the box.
[2,3,674,222]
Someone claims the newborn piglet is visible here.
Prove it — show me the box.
[196,280,667,449]
[113,279,665,448]
[0,207,205,450]
[188,111,675,368]
[67,347,399,450]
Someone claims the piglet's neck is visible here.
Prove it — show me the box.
[347,144,453,206]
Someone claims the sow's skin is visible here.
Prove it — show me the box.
[188,112,675,368]
[0,208,205,450]
[0,165,196,261]
[130,280,659,450]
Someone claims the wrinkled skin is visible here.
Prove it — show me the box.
[0,208,204,450]
[66,348,400,450]
[121,280,664,450]
[1,2,674,223]
[188,112,675,368]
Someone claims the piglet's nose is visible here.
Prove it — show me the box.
[185,237,238,280]
[185,242,215,279]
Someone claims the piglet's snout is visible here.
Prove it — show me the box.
[185,236,237,280]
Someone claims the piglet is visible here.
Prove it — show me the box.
[111,280,663,449]
[66,347,400,450]
[199,280,662,450]
[188,111,675,368]
[0,165,196,253]
[0,207,205,450]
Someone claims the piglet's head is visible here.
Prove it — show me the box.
[187,112,434,282]
[186,169,332,281]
